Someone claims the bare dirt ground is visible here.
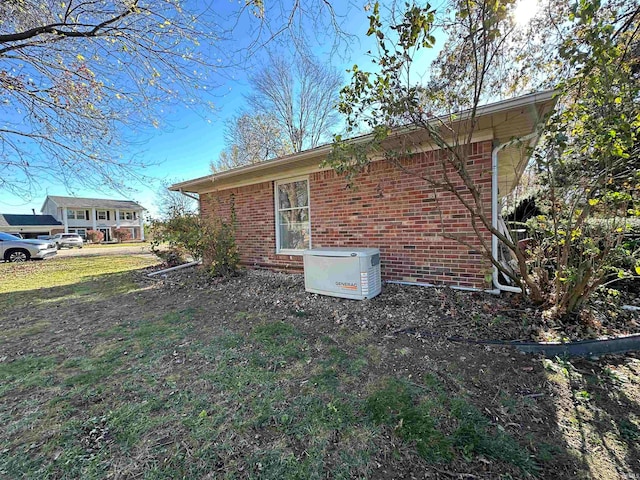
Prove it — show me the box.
[2,263,640,479]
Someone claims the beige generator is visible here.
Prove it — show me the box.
[302,247,382,300]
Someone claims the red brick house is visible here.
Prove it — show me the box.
[171,91,555,291]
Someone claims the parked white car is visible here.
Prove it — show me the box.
[52,233,84,249]
[0,232,57,262]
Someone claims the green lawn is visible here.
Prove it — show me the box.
[1,255,637,479]
[0,318,538,478]
[0,254,158,294]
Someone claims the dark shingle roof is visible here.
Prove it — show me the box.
[0,214,62,226]
[47,196,145,210]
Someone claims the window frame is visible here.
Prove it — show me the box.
[274,176,311,255]
[97,210,107,220]
[66,209,86,220]
[119,211,135,221]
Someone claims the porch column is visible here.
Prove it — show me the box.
[115,209,120,228]
[139,212,145,240]
[62,208,69,233]
[92,207,97,231]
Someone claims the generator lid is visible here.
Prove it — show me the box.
[303,247,380,257]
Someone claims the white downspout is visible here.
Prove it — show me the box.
[491,132,539,293]
[178,188,199,202]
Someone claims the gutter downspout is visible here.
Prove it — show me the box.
[178,189,199,202]
[491,132,539,294]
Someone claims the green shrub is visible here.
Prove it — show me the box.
[203,220,239,277]
[148,211,239,277]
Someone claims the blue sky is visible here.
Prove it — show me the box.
[0,1,537,217]
[0,1,382,217]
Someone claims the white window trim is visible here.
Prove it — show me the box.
[97,210,107,220]
[67,209,86,220]
[274,176,311,255]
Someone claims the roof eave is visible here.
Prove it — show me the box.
[41,196,56,213]
[171,89,558,194]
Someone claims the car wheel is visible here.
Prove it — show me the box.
[6,249,30,262]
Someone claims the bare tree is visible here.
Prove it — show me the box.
[155,179,198,220]
[211,113,290,172]
[0,0,351,199]
[247,52,343,152]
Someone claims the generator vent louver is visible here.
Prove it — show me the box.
[302,247,382,300]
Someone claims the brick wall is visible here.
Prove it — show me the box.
[200,182,304,273]
[200,140,494,288]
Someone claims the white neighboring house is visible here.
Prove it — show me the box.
[41,196,146,242]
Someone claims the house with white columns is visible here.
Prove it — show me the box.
[41,196,146,242]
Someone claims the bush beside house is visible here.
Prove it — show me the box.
[112,228,132,243]
[86,229,104,244]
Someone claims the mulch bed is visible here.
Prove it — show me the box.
[142,267,640,343]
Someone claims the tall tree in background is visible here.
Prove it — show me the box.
[212,113,290,172]
[247,52,343,152]
[0,0,350,199]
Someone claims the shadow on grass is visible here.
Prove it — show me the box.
[0,267,154,312]
[545,355,640,478]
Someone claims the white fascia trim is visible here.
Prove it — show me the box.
[171,91,556,194]
[191,129,495,195]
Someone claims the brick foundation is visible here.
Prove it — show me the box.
[200,140,494,288]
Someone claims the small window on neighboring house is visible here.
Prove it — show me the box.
[275,178,311,253]
[66,209,75,219]
[97,211,107,220]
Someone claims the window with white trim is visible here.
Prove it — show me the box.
[119,211,136,220]
[275,178,310,252]
[66,209,86,220]
[97,210,107,220]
